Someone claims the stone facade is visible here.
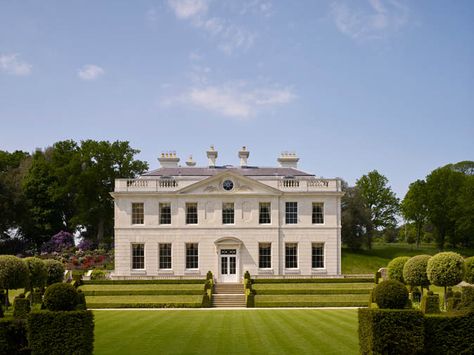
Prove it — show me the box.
[112,147,343,282]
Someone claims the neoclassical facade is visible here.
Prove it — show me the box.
[112,147,343,282]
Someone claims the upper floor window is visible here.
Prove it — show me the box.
[285,202,298,224]
[259,202,271,224]
[259,243,271,269]
[312,243,325,269]
[159,243,172,269]
[159,203,171,224]
[131,203,144,225]
[285,243,298,269]
[312,203,324,224]
[186,203,198,224]
[186,243,199,269]
[131,243,145,270]
[222,202,234,224]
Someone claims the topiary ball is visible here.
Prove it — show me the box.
[43,283,79,311]
[373,280,409,309]
[44,259,65,286]
[464,256,474,284]
[387,256,411,283]
[427,252,465,288]
[403,255,431,288]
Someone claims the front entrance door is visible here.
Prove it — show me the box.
[220,249,237,283]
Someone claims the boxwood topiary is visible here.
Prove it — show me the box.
[403,255,431,290]
[387,256,410,283]
[373,280,409,309]
[43,283,79,311]
[44,259,65,286]
[420,293,440,314]
[464,256,474,284]
[13,296,30,318]
[24,256,48,291]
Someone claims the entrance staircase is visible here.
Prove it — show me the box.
[212,283,246,308]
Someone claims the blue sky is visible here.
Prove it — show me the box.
[1,0,473,199]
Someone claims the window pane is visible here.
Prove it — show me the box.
[285,202,298,224]
[159,243,172,269]
[312,203,324,224]
[131,203,144,224]
[259,202,271,224]
[259,243,272,268]
[132,243,145,270]
[312,243,325,268]
[285,243,298,269]
[186,243,199,269]
[186,203,198,224]
[222,203,234,224]
[160,203,171,224]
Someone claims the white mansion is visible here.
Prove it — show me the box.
[112,147,343,282]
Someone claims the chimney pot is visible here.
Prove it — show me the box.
[238,146,250,167]
[206,145,218,167]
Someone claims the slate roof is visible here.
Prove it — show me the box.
[142,166,314,177]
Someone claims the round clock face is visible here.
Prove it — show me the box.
[223,180,234,191]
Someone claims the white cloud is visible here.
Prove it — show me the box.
[77,64,105,81]
[167,0,209,19]
[330,0,409,40]
[0,53,32,76]
[166,82,295,119]
[166,0,258,54]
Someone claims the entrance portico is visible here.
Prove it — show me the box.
[214,237,242,283]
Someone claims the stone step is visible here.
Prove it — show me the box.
[212,294,246,308]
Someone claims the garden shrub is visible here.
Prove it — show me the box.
[201,293,211,308]
[447,292,462,312]
[244,271,251,280]
[43,283,79,311]
[411,287,421,303]
[374,271,381,284]
[460,286,474,310]
[420,293,440,314]
[427,252,465,308]
[464,256,474,284]
[0,255,29,307]
[373,280,409,309]
[90,269,107,281]
[44,259,65,286]
[28,310,94,355]
[13,297,30,319]
[41,230,75,253]
[402,255,431,290]
[24,257,47,292]
[0,318,28,354]
[424,311,474,355]
[76,290,87,310]
[387,256,410,283]
[358,308,424,355]
[206,270,213,280]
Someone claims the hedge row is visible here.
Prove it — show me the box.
[28,310,94,355]
[254,288,371,295]
[359,309,424,355]
[253,277,374,284]
[81,289,203,296]
[86,302,202,308]
[82,279,205,285]
[256,301,368,307]
[0,318,28,354]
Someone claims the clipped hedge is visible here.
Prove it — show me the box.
[80,289,203,296]
[253,288,371,295]
[28,310,94,355]
[0,318,28,354]
[43,283,79,311]
[387,256,410,283]
[460,286,474,310]
[253,277,374,284]
[420,293,440,314]
[13,297,30,319]
[83,279,205,285]
[373,280,408,309]
[465,256,474,284]
[86,302,201,308]
[424,311,474,355]
[358,308,424,355]
[256,301,367,307]
[44,259,65,286]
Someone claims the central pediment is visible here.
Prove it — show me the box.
[177,171,281,195]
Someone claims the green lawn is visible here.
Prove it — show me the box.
[342,243,474,274]
[93,309,359,355]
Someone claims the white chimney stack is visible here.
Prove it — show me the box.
[238,146,249,167]
[158,151,180,168]
[277,152,299,168]
[207,145,218,167]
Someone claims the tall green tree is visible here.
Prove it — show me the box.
[455,174,474,247]
[401,180,428,248]
[356,170,399,249]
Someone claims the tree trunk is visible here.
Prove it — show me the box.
[416,222,422,249]
[444,286,447,310]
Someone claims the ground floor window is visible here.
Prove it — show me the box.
[159,243,172,269]
[131,243,145,270]
[285,243,298,269]
[259,243,272,268]
[186,243,199,269]
[312,243,325,268]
